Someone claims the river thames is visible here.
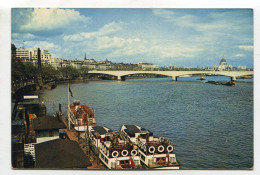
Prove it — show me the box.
[38,76,253,169]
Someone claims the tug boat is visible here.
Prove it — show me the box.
[119,125,180,169]
[68,100,96,130]
[89,126,141,169]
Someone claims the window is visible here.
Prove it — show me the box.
[49,130,54,137]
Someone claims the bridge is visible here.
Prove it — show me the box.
[88,70,254,81]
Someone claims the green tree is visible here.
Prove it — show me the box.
[41,64,61,82]
[78,66,89,78]
[58,66,80,79]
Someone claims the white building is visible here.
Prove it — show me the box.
[138,62,158,70]
[16,47,31,60]
[31,48,52,62]
[217,57,232,71]
[238,65,247,70]
[16,47,53,63]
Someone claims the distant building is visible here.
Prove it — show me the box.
[71,60,83,69]
[15,47,53,63]
[238,65,247,70]
[138,62,158,70]
[31,48,52,62]
[16,47,31,61]
[217,56,232,71]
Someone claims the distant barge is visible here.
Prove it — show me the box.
[207,80,235,86]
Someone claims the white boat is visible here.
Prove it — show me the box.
[89,126,141,169]
[119,125,180,169]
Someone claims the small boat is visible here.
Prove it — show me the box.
[89,126,141,169]
[196,76,206,80]
[221,81,235,87]
[206,81,216,84]
[119,125,180,169]
[68,100,96,130]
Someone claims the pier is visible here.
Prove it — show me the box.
[61,119,105,169]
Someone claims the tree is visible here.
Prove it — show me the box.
[78,66,89,78]
[41,64,60,82]
[58,66,80,79]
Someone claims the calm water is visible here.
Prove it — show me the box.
[38,76,253,169]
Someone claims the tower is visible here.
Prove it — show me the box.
[84,52,86,60]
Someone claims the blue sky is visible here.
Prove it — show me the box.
[11,8,253,68]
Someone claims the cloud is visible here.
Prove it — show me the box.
[12,33,36,39]
[14,8,90,32]
[239,45,253,51]
[63,21,125,41]
[25,41,60,50]
[152,9,175,21]
[234,54,245,57]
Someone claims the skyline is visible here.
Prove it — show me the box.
[11,8,253,68]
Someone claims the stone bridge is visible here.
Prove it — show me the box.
[88,70,254,81]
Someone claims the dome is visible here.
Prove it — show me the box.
[220,57,227,63]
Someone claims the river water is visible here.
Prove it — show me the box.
[38,76,253,169]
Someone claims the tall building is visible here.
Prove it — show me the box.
[16,47,31,60]
[15,47,53,63]
[31,48,52,62]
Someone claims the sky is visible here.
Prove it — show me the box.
[11,8,253,68]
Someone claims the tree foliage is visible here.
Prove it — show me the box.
[12,61,89,90]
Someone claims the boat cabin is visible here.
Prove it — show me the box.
[89,126,140,169]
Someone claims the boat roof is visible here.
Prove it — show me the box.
[124,125,140,133]
[92,126,109,135]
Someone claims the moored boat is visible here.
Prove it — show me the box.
[119,125,179,169]
[68,100,96,130]
[89,126,141,169]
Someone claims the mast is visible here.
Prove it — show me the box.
[68,82,71,130]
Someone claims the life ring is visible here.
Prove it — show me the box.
[112,151,119,158]
[121,150,129,157]
[158,145,164,153]
[167,145,174,152]
[131,150,138,156]
[148,146,155,154]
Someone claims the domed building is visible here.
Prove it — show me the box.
[218,56,232,71]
